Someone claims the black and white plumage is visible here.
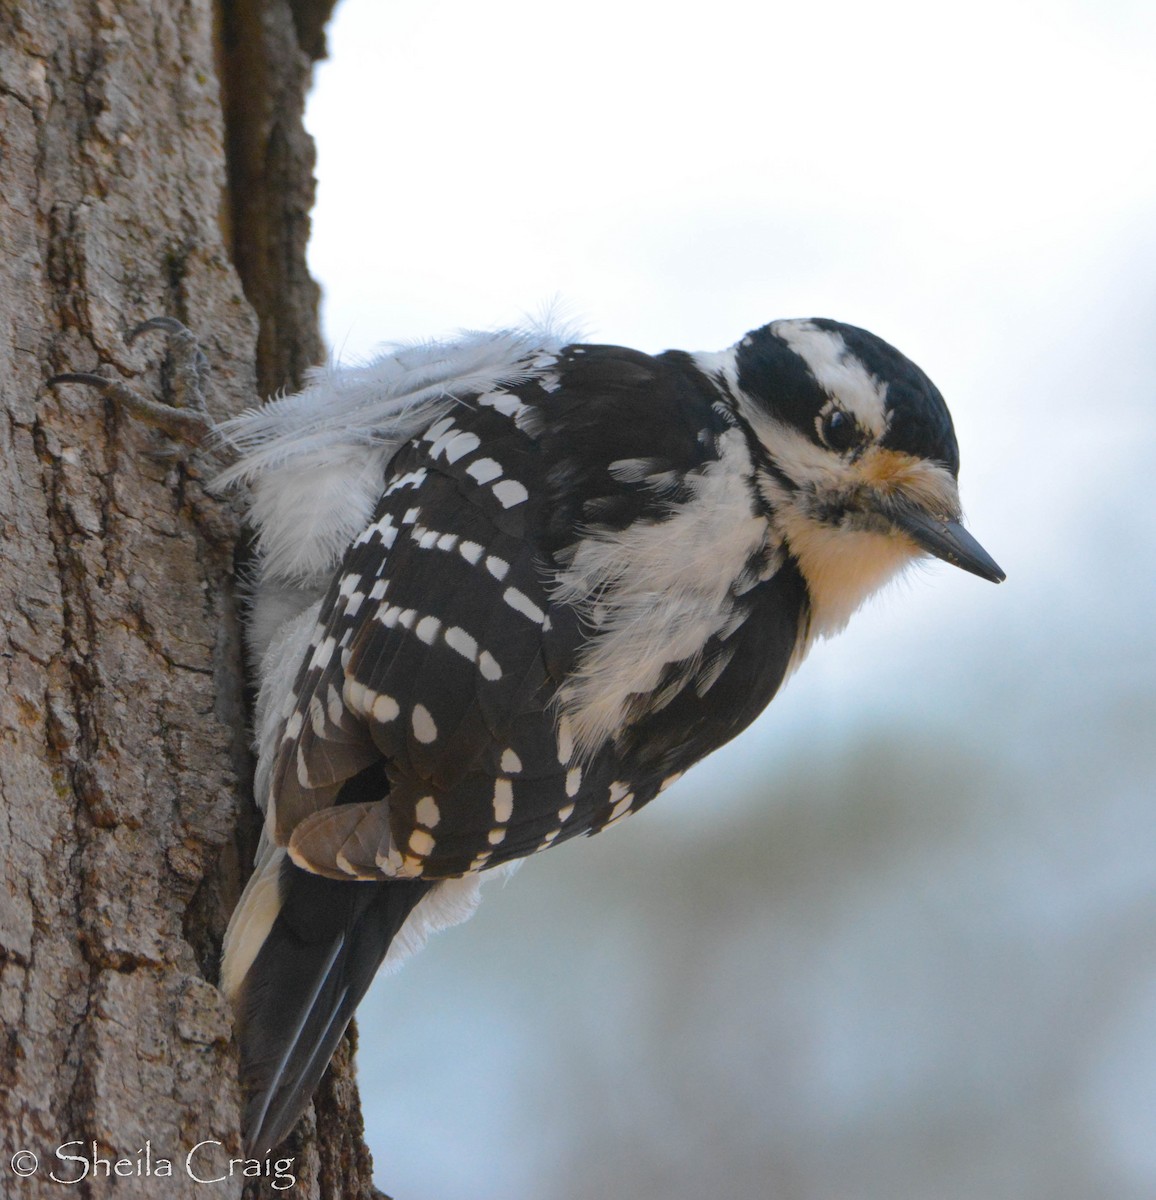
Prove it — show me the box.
[217,318,1003,1152]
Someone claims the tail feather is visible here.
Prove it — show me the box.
[230,856,432,1154]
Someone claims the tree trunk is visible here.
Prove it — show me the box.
[0,1,376,1195]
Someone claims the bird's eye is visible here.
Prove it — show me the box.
[819,408,859,452]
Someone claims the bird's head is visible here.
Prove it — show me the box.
[724,318,1004,634]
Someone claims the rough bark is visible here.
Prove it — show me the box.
[0,1,378,1195]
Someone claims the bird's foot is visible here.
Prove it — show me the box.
[49,317,215,450]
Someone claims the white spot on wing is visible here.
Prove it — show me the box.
[409,829,436,856]
[477,389,526,418]
[445,626,478,661]
[500,748,522,773]
[441,430,481,464]
[556,715,574,764]
[412,704,438,744]
[344,679,371,715]
[416,615,442,644]
[467,458,504,484]
[415,795,440,828]
[493,779,514,823]
[503,587,545,624]
[492,479,529,508]
[423,416,456,443]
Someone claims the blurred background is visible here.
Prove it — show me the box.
[302,1,1156,1195]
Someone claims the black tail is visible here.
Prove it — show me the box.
[235,858,433,1154]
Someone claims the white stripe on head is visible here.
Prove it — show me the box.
[771,320,889,438]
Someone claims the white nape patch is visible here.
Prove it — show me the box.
[503,587,546,624]
[492,479,529,508]
[467,458,504,485]
[220,843,287,1001]
[553,429,768,758]
[412,704,438,743]
[691,347,742,403]
[501,748,522,773]
[493,779,514,822]
[770,320,889,438]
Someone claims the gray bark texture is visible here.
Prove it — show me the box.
[0,0,379,1195]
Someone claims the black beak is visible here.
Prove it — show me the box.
[892,509,1005,583]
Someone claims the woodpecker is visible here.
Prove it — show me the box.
[192,317,1002,1152]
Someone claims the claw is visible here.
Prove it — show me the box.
[127,316,191,342]
[47,371,118,390]
[47,317,216,449]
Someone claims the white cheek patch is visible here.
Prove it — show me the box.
[770,320,889,439]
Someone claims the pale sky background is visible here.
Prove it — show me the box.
[302,1,1156,1196]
